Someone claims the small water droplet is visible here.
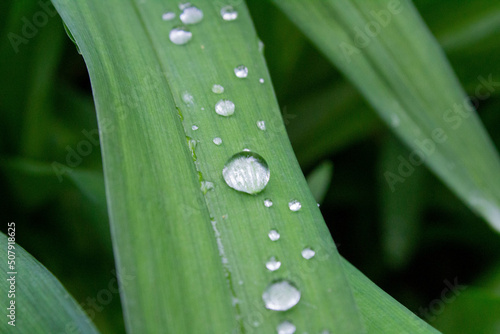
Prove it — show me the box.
[213,137,222,145]
[212,84,224,94]
[321,330,331,334]
[257,120,266,131]
[268,229,280,241]
[201,181,214,194]
[263,280,301,311]
[259,78,264,84]
[288,200,301,212]
[266,256,281,271]
[264,199,273,207]
[169,27,192,45]
[222,152,270,194]
[234,65,248,78]
[220,6,238,21]
[182,91,194,105]
[215,99,235,116]
[277,321,296,334]
[201,107,205,110]
[162,12,175,21]
[191,125,198,130]
[301,248,315,260]
[180,6,203,24]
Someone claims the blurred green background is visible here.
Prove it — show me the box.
[1,0,500,333]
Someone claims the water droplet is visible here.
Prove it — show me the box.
[259,78,264,84]
[182,91,194,105]
[320,331,331,334]
[257,120,266,131]
[201,181,214,194]
[264,199,273,207]
[191,125,198,130]
[212,84,224,94]
[301,248,315,260]
[288,200,301,212]
[169,27,192,45]
[213,137,222,146]
[234,65,248,78]
[258,40,265,53]
[180,6,203,25]
[162,12,175,21]
[277,321,296,334]
[220,6,238,21]
[268,229,280,241]
[222,152,270,195]
[215,99,235,116]
[266,256,281,271]
[263,280,301,311]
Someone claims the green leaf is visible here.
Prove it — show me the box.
[272,0,500,232]
[50,0,366,333]
[0,232,100,333]
[342,258,441,333]
[307,160,334,204]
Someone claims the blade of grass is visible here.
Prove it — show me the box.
[0,232,100,333]
[272,0,500,232]
[51,0,366,332]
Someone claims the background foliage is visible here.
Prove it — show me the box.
[1,0,500,333]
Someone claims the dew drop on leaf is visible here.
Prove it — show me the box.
[169,27,192,45]
[234,65,248,78]
[257,120,266,131]
[264,199,273,207]
[263,280,301,311]
[162,12,175,21]
[191,125,198,130]
[288,200,301,212]
[215,99,235,116]
[180,6,203,24]
[265,256,281,271]
[277,321,296,334]
[259,78,265,84]
[212,84,224,94]
[301,247,315,260]
[222,152,270,194]
[220,6,238,21]
[213,137,222,146]
[268,229,280,241]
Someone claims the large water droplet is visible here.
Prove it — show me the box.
[215,99,235,116]
[222,152,270,194]
[213,137,222,146]
[268,229,280,241]
[169,27,192,45]
[277,321,296,334]
[257,120,266,131]
[288,200,301,212]
[180,6,203,24]
[264,199,273,207]
[162,12,175,21]
[212,84,224,94]
[220,6,238,21]
[301,248,315,260]
[266,256,281,271]
[262,280,301,311]
[234,65,248,78]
